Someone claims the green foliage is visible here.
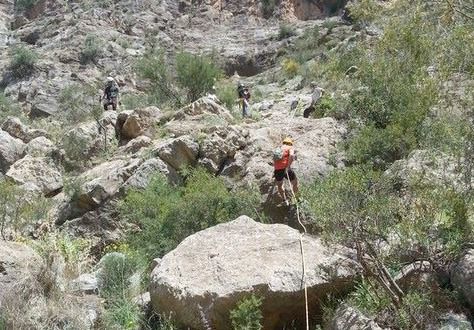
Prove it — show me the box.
[348,279,391,316]
[62,131,89,168]
[0,94,21,122]
[176,52,220,102]
[230,295,263,330]
[14,0,37,12]
[120,168,262,261]
[135,48,179,106]
[80,34,102,65]
[9,46,38,79]
[58,83,98,123]
[260,0,276,18]
[277,24,296,40]
[216,82,236,111]
[97,252,139,300]
[346,0,383,25]
[0,180,49,240]
[281,58,300,78]
[102,297,142,330]
[311,95,336,119]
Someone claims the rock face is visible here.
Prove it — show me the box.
[6,155,63,195]
[153,135,199,171]
[451,249,474,309]
[150,216,359,329]
[328,304,385,330]
[117,106,161,140]
[0,130,25,173]
[0,241,43,307]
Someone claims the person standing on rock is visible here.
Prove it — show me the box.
[237,82,251,118]
[102,77,120,111]
[273,137,299,206]
[303,82,325,118]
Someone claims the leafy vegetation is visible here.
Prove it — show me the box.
[277,24,296,40]
[9,46,38,79]
[230,295,263,330]
[176,52,221,102]
[120,168,261,261]
[80,34,103,65]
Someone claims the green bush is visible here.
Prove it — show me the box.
[0,180,49,240]
[102,298,142,330]
[311,95,336,119]
[277,24,296,40]
[136,49,179,106]
[80,34,102,65]
[0,95,21,122]
[119,168,262,261]
[9,46,38,78]
[216,82,236,111]
[14,0,38,12]
[176,52,220,102]
[261,0,276,18]
[230,295,263,330]
[58,84,98,123]
[97,252,139,300]
[281,58,299,78]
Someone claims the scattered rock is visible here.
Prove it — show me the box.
[1,116,48,143]
[6,155,63,195]
[0,241,43,307]
[120,135,152,154]
[122,157,179,190]
[328,304,385,330]
[25,136,56,157]
[0,129,25,173]
[452,249,474,309]
[153,135,199,170]
[150,216,360,329]
[71,273,99,295]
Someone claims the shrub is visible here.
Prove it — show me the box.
[230,295,263,330]
[176,52,221,102]
[277,24,296,40]
[261,0,276,18]
[311,95,336,119]
[281,58,299,78]
[0,94,21,122]
[119,168,262,261]
[98,252,139,299]
[9,46,38,78]
[14,0,37,12]
[58,84,97,123]
[136,49,179,106]
[80,34,102,65]
[216,82,236,110]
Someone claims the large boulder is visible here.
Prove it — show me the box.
[1,116,48,143]
[122,157,179,190]
[0,241,43,308]
[150,216,360,329]
[117,106,161,140]
[6,155,63,195]
[328,304,385,330]
[451,249,474,309]
[153,135,199,171]
[25,136,56,157]
[74,158,142,213]
[0,130,25,173]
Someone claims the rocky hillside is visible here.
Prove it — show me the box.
[0,0,473,329]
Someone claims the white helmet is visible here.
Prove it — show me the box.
[107,76,114,82]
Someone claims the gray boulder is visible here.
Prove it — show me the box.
[0,130,25,173]
[122,157,179,190]
[25,136,56,157]
[150,216,359,329]
[452,249,474,309]
[153,135,199,171]
[328,304,385,330]
[118,106,161,140]
[6,155,63,195]
[1,116,48,143]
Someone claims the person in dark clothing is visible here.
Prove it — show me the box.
[102,77,120,111]
[237,83,251,118]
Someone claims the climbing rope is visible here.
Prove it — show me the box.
[285,170,309,330]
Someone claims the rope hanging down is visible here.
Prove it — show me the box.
[285,171,309,330]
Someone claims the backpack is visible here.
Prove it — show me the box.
[273,147,288,161]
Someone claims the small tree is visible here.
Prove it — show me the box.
[176,52,220,102]
[9,46,38,79]
[80,34,102,65]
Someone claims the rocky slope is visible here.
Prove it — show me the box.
[0,0,473,329]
